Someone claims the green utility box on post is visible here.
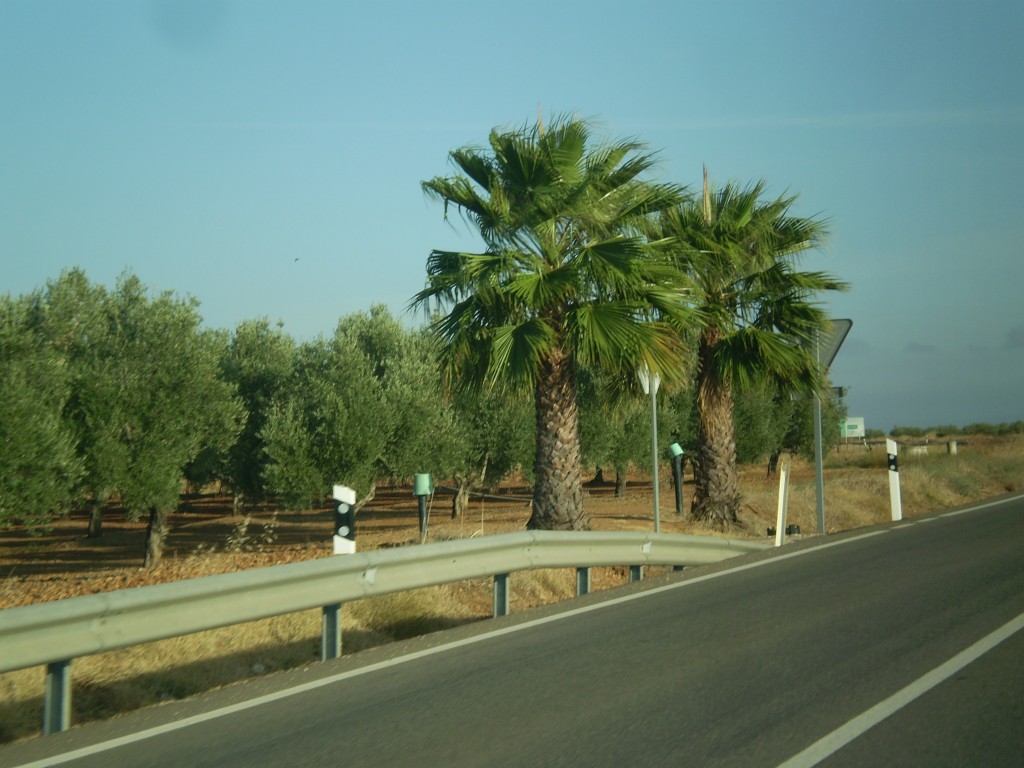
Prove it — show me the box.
[669,443,685,517]
[414,473,432,538]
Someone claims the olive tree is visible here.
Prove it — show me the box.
[27,270,127,537]
[262,334,388,510]
[334,306,465,492]
[578,369,653,497]
[0,294,82,531]
[213,318,296,511]
[105,275,242,566]
[448,386,534,518]
[16,270,241,564]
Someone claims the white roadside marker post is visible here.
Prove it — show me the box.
[886,439,903,521]
[775,454,792,548]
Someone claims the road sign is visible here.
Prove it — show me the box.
[841,417,865,439]
[812,319,853,370]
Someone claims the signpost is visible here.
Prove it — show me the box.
[811,319,852,535]
[841,417,866,440]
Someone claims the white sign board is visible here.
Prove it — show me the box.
[841,417,865,439]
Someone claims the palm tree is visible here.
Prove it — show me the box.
[412,116,691,530]
[651,170,847,528]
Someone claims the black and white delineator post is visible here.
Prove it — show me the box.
[774,454,793,548]
[324,484,356,661]
[332,484,356,555]
[886,439,903,521]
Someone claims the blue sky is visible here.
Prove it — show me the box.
[2,0,1022,430]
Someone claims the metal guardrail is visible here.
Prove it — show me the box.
[1,530,769,734]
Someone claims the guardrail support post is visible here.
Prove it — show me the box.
[321,604,342,661]
[576,567,591,596]
[493,573,509,617]
[629,565,643,582]
[43,659,71,735]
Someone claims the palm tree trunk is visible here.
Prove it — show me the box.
[691,332,741,528]
[527,347,589,530]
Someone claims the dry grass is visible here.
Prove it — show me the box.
[1,435,1020,743]
[741,436,1022,535]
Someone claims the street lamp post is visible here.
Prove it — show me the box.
[638,365,661,533]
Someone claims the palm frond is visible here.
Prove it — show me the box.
[487,318,554,390]
[416,115,700,394]
[506,264,578,308]
[449,147,493,190]
[709,326,821,392]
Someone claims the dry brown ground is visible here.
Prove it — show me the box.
[0,448,909,613]
[0,476,740,611]
[8,435,1016,609]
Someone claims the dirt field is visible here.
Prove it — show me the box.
[5,435,1013,609]
[0,476,732,609]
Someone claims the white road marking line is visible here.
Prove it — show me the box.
[940,495,1022,518]
[777,611,1024,768]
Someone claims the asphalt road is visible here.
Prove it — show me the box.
[4,494,1023,768]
